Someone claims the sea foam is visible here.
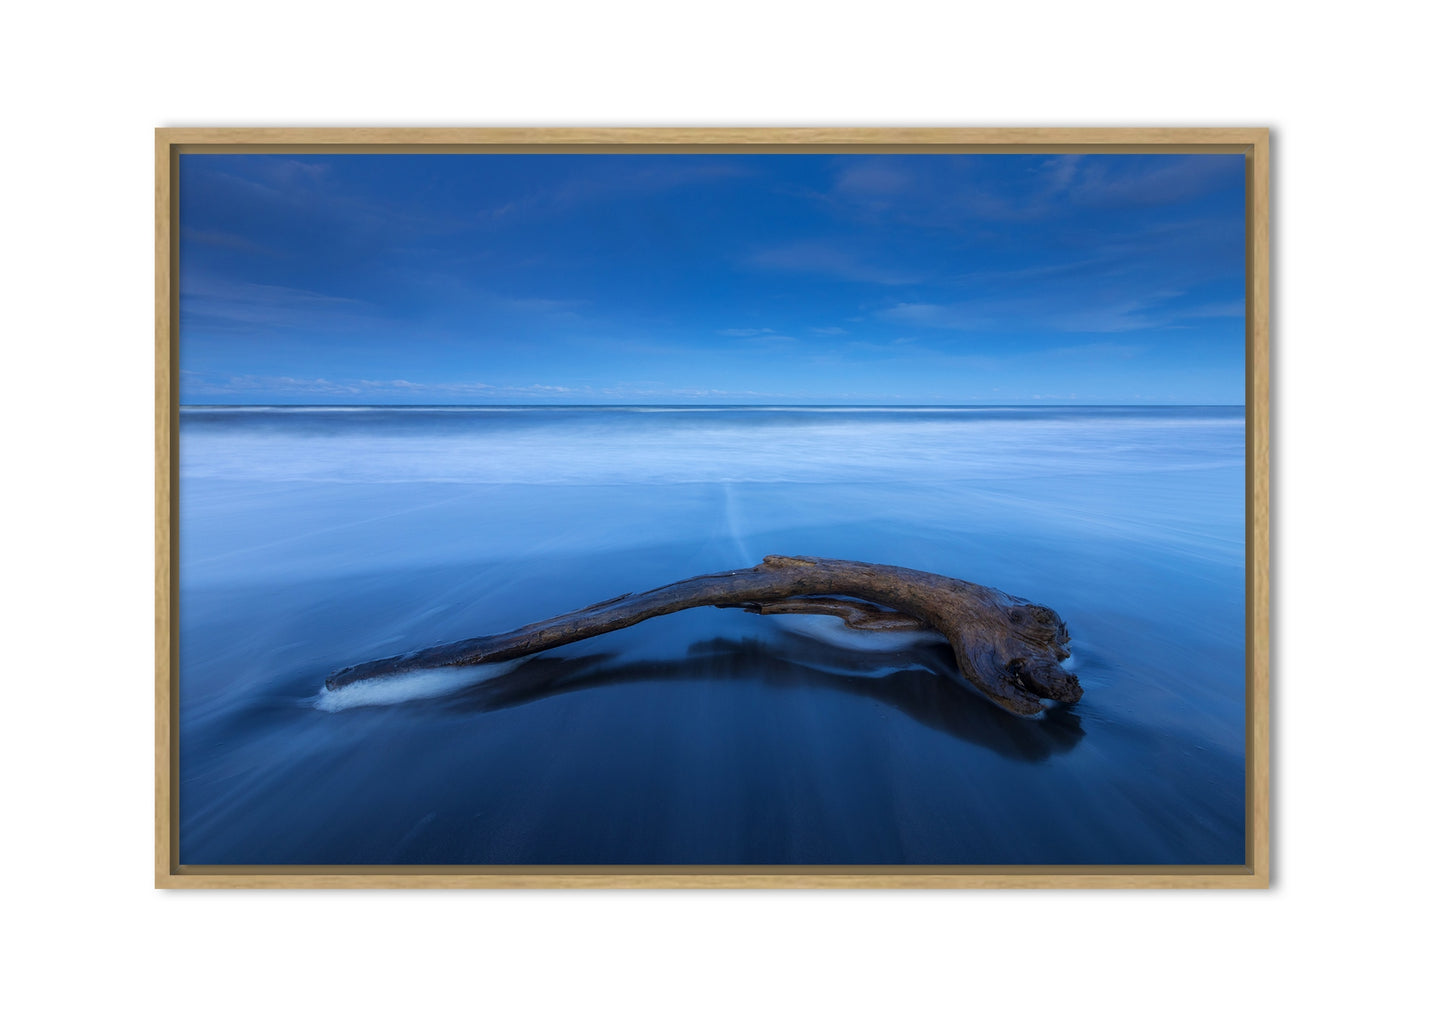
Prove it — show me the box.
[312,661,524,711]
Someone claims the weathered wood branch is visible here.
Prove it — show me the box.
[324,555,1081,717]
[721,595,929,631]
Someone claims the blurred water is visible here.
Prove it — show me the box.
[178,406,1246,865]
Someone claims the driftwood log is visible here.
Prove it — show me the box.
[324,555,1081,717]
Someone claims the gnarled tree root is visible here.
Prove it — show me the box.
[324,555,1081,717]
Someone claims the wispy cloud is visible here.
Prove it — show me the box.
[182,373,592,401]
[179,370,811,404]
[596,385,778,400]
[958,155,1242,221]
[494,295,591,322]
[813,154,1243,230]
[181,277,380,334]
[194,162,446,240]
[1042,293,1186,333]
[1039,291,1248,333]
[878,302,998,331]
[1041,341,1149,359]
[954,256,1117,289]
[482,160,753,221]
[834,160,914,197]
[184,373,370,397]
[1174,299,1245,319]
[1065,156,1242,209]
[827,159,917,218]
[879,287,1241,335]
[181,227,284,259]
[749,242,921,285]
[716,327,798,343]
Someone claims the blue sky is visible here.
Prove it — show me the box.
[179,153,1245,405]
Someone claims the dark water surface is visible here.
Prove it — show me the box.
[178,406,1246,865]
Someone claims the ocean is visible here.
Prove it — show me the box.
[177,405,1246,865]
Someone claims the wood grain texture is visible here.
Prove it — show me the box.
[154,132,175,887]
[153,126,1271,889]
[157,126,1267,147]
[160,869,1268,889]
[1248,134,1271,884]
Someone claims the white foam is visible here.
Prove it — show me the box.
[769,612,939,651]
[312,661,524,711]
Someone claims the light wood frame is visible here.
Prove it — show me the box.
[156,127,1270,889]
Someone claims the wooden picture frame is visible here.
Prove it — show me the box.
[156,127,1269,888]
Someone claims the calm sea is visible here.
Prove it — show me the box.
[178,405,1246,865]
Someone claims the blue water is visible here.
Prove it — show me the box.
[177,405,1246,865]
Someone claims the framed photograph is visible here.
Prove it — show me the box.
[156,128,1269,888]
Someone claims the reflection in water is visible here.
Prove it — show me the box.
[435,631,1085,763]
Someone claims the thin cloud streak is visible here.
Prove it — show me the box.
[749,242,923,286]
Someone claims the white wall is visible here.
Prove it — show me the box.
[5,2,1439,1018]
